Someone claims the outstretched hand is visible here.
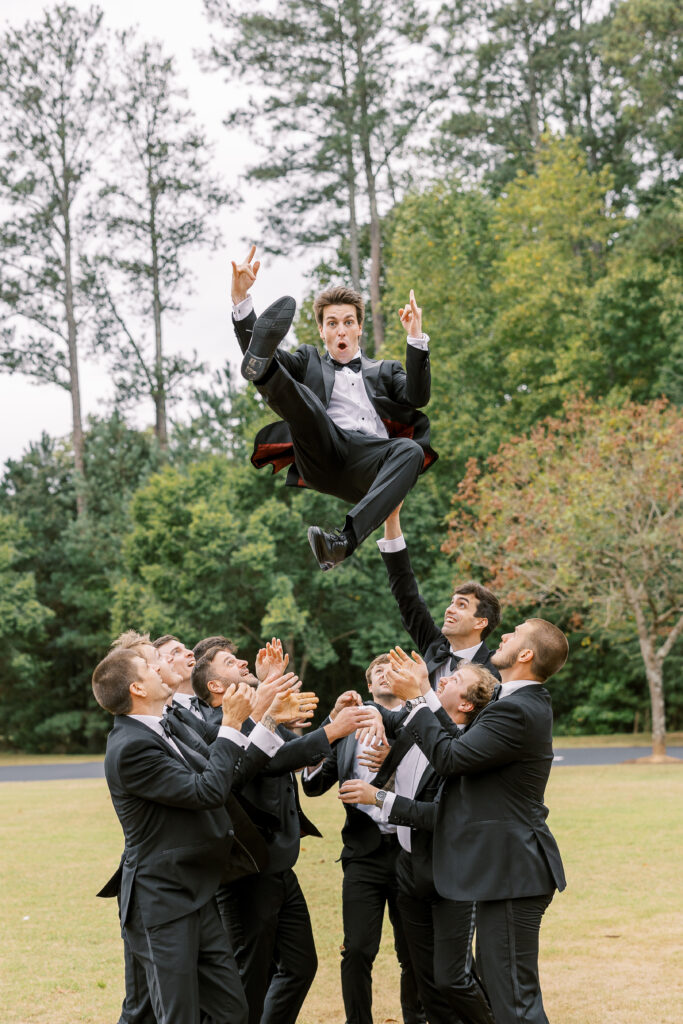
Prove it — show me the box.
[386,646,430,700]
[231,244,261,304]
[398,289,422,339]
[256,638,290,683]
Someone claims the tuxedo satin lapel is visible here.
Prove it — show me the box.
[360,355,382,406]
[321,352,336,405]
[472,642,491,667]
[338,734,358,782]
[414,761,437,799]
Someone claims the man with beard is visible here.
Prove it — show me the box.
[385,617,569,1024]
[378,506,501,688]
[191,640,376,1024]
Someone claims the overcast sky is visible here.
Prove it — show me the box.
[1,0,310,468]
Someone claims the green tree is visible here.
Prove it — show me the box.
[92,35,229,448]
[445,396,683,759]
[0,415,160,751]
[203,0,450,352]
[0,3,112,513]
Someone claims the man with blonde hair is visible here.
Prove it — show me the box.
[230,246,437,570]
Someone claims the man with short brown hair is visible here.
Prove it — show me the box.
[230,246,437,570]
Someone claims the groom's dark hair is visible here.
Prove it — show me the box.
[314,285,365,328]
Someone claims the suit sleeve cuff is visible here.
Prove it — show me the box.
[377,535,407,553]
[233,295,254,321]
[247,721,285,756]
[380,791,397,821]
[218,725,248,747]
[407,333,429,350]
[301,761,325,782]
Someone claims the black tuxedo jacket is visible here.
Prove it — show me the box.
[300,731,388,862]
[101,715,255,930]
[403,685,566,902]
[236,719,330,874]
[233,310,438,486]
[381,544,500,687]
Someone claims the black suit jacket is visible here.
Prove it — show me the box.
[403,685,566,902]
[101,715,251,929]
[236,719,330,874]
[381,545,500,687]
[233,310,438,485]
[301,732,389,861]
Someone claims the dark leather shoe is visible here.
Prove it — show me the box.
[241,295,296,381]
[307,526,351,571]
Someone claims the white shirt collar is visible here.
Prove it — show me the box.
[498,679,540,699]
[451,641,483,661]
[128,713,165,736]
[173,692,193,708]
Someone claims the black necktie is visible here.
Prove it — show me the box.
[331,356,362,372]
[492,683,502,702]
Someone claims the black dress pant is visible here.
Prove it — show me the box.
[341,836,425,1024]
[475,893,554,1024]
[395,851,495,1024]
[218,868,317,1024]
[260,364,424,545]
[124,894,248,1024]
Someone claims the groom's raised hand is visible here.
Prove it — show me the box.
[231,244,261,304]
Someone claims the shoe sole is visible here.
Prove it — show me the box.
[242,296,296,381]
[307,526,333,571]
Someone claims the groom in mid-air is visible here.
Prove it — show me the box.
[230,246,437,570]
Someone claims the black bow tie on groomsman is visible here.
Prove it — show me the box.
[330,355,362,373]
[189,696,205,719]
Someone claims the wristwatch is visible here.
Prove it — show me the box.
[404,695,428,712]
[374,789,388,808]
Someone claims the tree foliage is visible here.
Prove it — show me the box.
[445,395,683,756]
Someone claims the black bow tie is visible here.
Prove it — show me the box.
[330,356,362,373]
[448,652,462,671]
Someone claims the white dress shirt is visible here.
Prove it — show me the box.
[172,692,204,720]
[130,713,284,757]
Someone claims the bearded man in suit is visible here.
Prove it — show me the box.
[230,246,437,571]
[385,618,569,1024]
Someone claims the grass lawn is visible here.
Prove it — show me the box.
[1,766,682,1024]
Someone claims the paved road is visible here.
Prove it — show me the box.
[1,747,682,781]
[552,746,683,766]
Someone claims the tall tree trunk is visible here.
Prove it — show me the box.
[623,574,667,757]
[149,192,167,450]
[337,22,361,292]
[62,169,86,517]
[352,10,385,352]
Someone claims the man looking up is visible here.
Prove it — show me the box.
[386,617,569,1024]
[378,505,501,688]
[230,246,437,571]
[193,640,377,1024]
[92,647,281,1024]
[302,655,424,1024]
[341,664,497,1024]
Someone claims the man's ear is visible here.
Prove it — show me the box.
[473,616,488,635]
[459,699,475,714]
[518,647,534,665]
[207,678,225,695]
[130,680,146,698]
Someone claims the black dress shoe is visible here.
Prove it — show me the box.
[307,526,352,571]
[241,295,296,381]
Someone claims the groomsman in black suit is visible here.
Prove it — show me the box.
[341,663,497,1024]
[230,246,437,571]
[378,505,501,687]
[93,646,298,1024]
[301,655,424,1024]
[191,641,377,1024]
[386,617,569,1024]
